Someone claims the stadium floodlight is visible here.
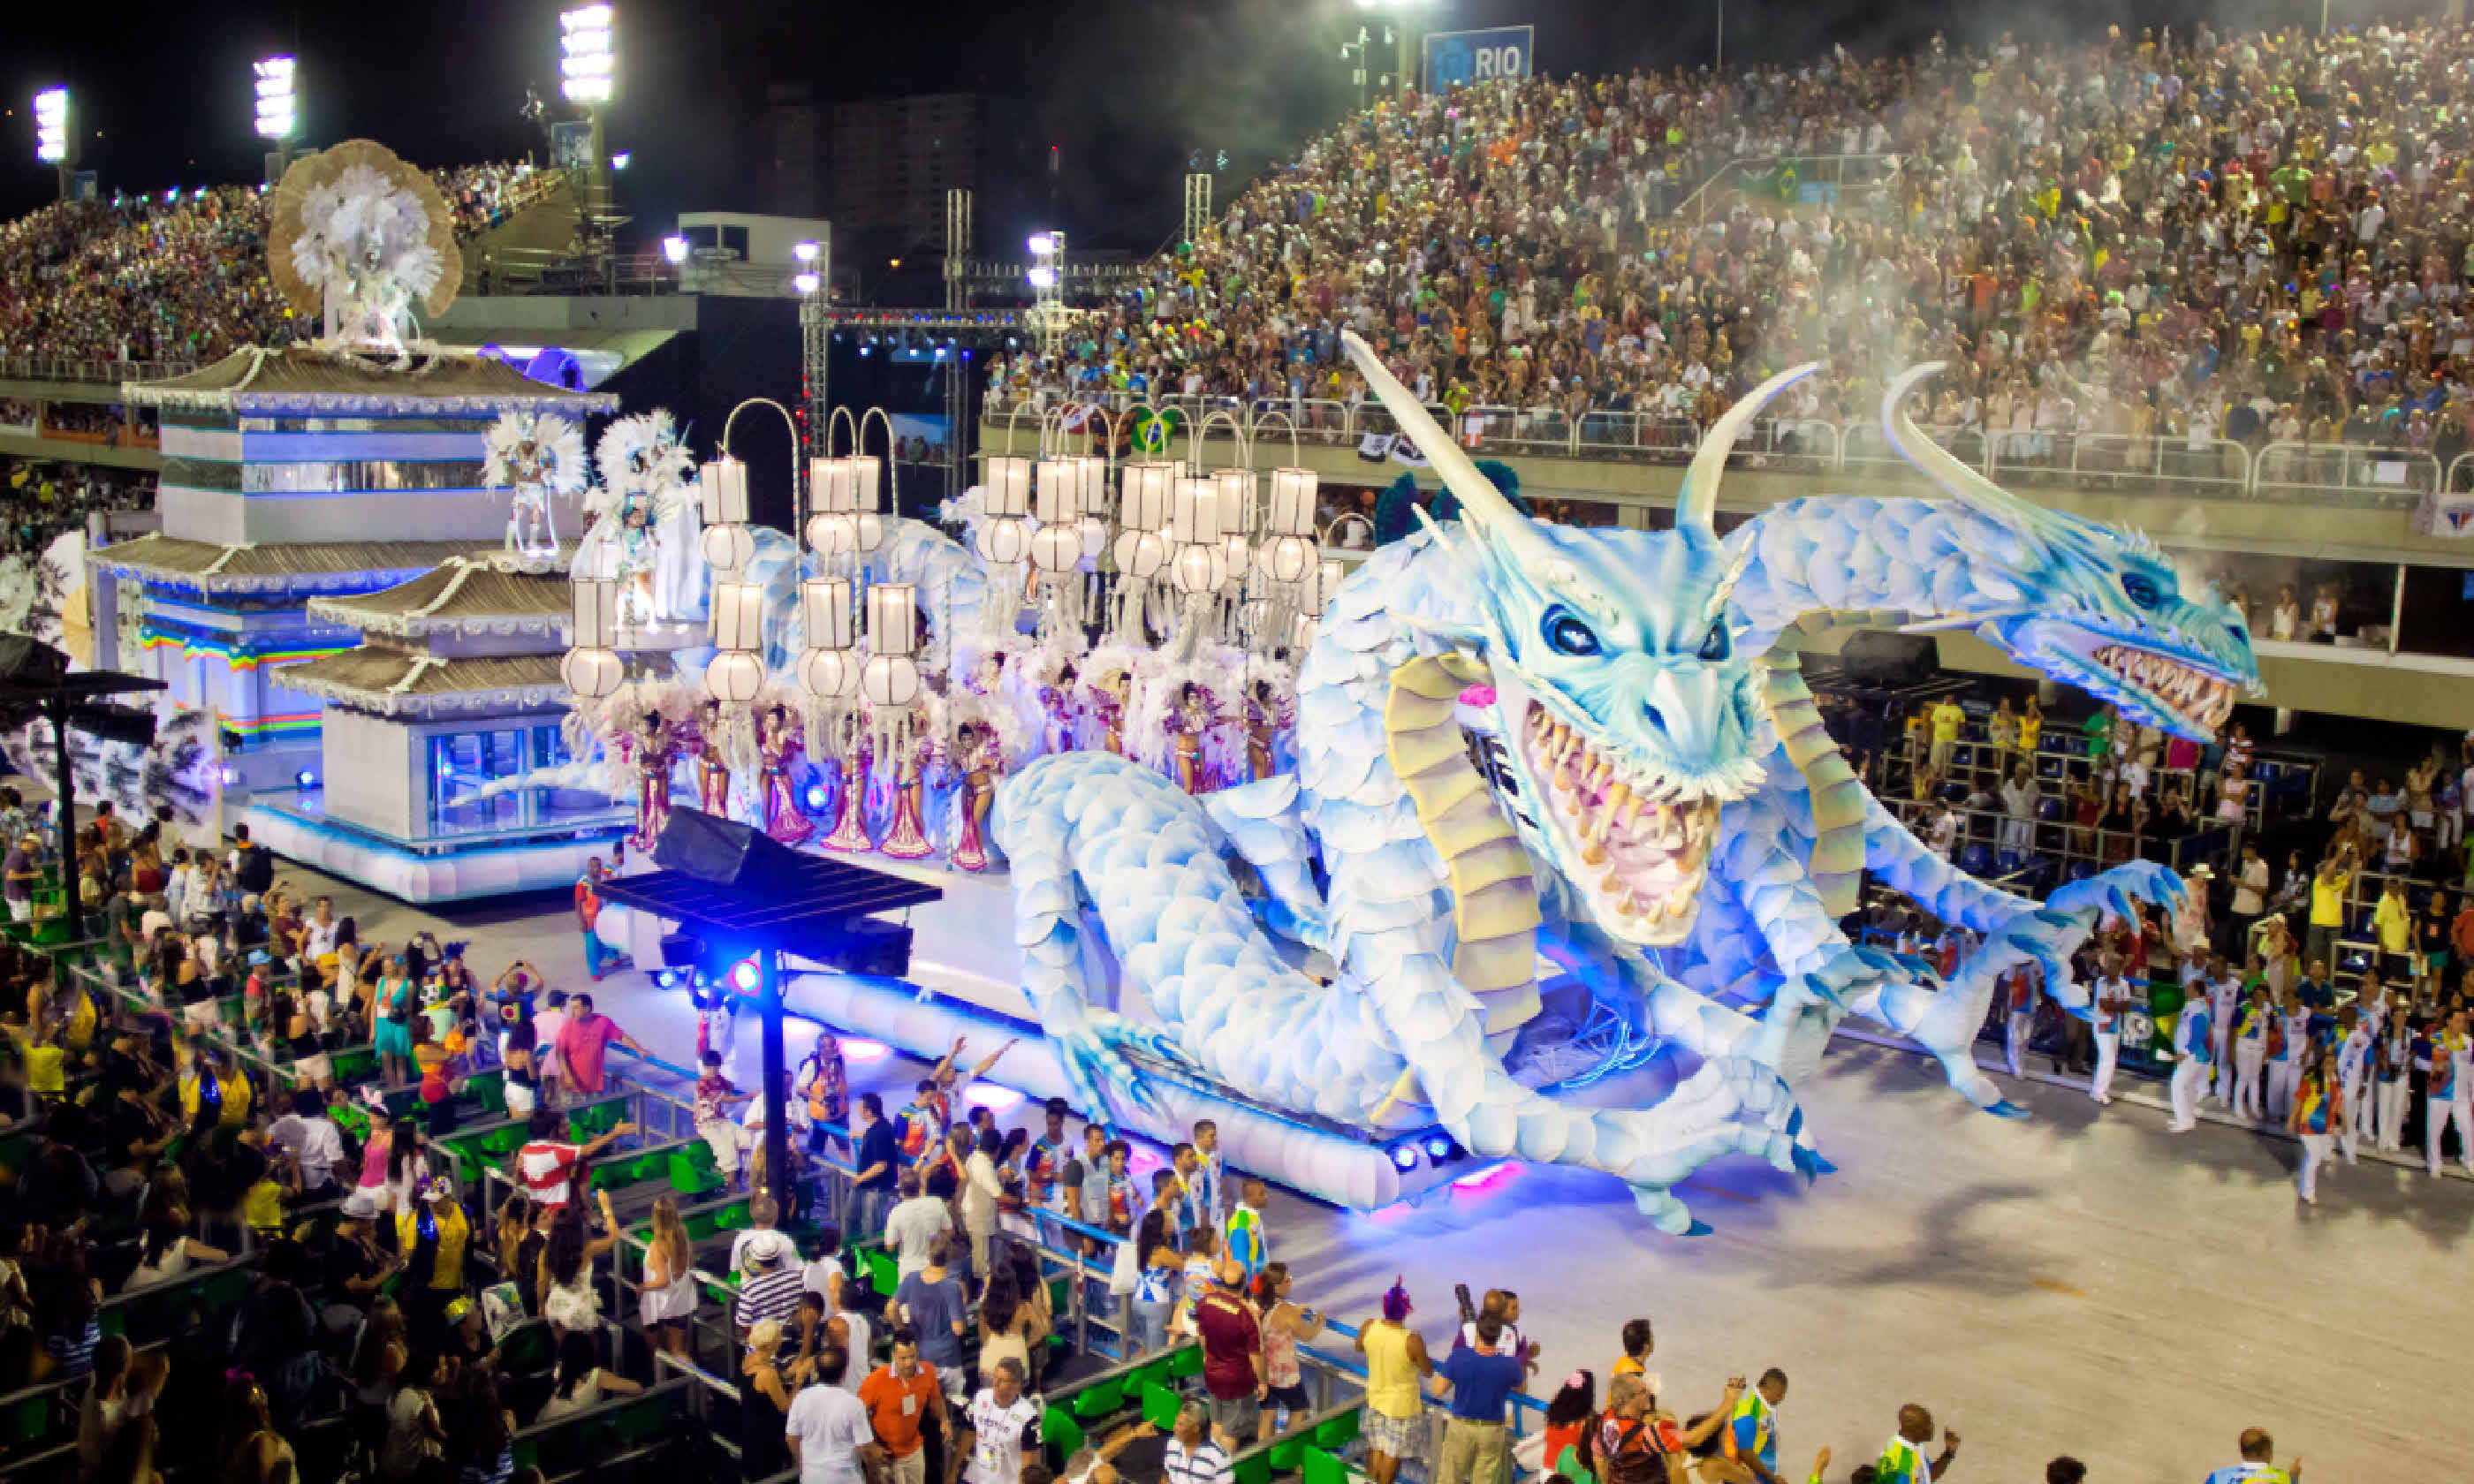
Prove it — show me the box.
[609,151,629,170]
[1027,232,1057,256]
[793,239,820,263]
[253,57,296,140]
[34,88,68,163]
[662,235,688,264]
[1027,266,1057,289]
[793,271,821,295]
[560,4,615,103]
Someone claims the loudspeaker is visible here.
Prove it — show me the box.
[1839,631,1938,689]
[817,917,914,977]
[652,807,819,897]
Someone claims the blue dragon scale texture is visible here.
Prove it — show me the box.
[983,350,2260,1232]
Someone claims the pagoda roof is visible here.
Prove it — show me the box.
[274,645,567,718]
[305,555,572,640]
[121,344,618,418]
[88,534,489,595]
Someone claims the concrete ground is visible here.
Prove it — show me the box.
[298,860,2456,1484]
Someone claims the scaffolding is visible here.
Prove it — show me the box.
[1183,172,1213,246]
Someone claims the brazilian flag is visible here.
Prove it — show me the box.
[1739,163,1799,201]
[1132,405,1182,453]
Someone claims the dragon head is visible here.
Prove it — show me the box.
[1883,366,2261,740]
[1345,332,1802,948]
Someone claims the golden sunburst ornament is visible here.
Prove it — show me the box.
[267,140,462,344]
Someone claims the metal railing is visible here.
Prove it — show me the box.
[0,356,198,385]
[982,390,2425,506]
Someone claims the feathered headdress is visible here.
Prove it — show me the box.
[266,140,460,325]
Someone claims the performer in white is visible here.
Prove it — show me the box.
[482,411,586,560]
[2166,984,2211,1133]
[2333,1004,2372,1165]
[2086,955,2132,1106]
[2267,988,2313,1123]
[2375,1006,2417,1153]
[579,412,704,629]
[2228,984,2271,1122]
[2205,955,2239,1105]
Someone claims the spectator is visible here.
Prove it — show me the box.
[513,1105,634,1210]
[1356,1279,1433,1484]
[957,1357,1043,1484]
[857,1326,944,1484]
[554,991,640,1097]
[1432,1310,1524,1484]
[733,1227,808,1342]
[1251,1261,1324,1441]
[741,1319,798,1480]
[2202,1427,2296,1484]
[891,1231,969,1395]
[848,1091,898,1241]
[1193,1255,1265,1446]
[1162,1398,1233,1484]
[1874,1403,1959,1484]
[535,1328,643,1424]
[884,1169,953,1279]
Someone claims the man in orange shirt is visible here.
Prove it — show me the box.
[856,1328,945,1484]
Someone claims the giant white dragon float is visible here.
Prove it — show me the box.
[533,338,2256,1226]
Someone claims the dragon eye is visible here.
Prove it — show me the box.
[1697,619,1730,662]
[1541,608,1601,656]
[2120,572,2164,610]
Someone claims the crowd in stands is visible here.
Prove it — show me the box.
[1002,20,2474,492]
[0,458,154,559]
[0,161,553,367]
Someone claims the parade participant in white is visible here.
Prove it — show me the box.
[2167,988,2211,1133]
[2206,958,2239,1105]
[2334,1006,2373,1165]
[2229,987,2271,1122]
[2375,1012,2416,1153]
[2087,957,2132,1106]
[2266,989,2311,1123]
[2424,1011,2474,1178]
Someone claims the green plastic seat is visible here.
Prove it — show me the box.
[1233,1450,1273,1484]
[611,1395,672,1447]
[512,1435,541,1473]
[713,1200,752,1231]
[866,1246,899,1298]
[1270,1436,1309,1471]
[1141,1380,1180,1429]
[468,1071,506,1117]
[1556,1444,1591,1483]
[1069,1376,1125,1420]
[1312,1410,1360,1450]
[569,1100,624,1141]
[668,1150,724,1197]
[2,1391,52,1447]
[499,1323,553,1374]
[1044,1406,1083,1466]
[1302,1445,1350,1484]
[1168,1344,1204,1379]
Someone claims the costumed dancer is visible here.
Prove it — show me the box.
[1168,682,1210,795]
[879,723,935,859]
[615,491,658,629]
[1094,670,1131,755]
[949,723,998,873]
[823,723,876,853]
[632,712,675,852]
[2288,1046,2341,1205]
[757,704,816,846]
[694,698,732,815]
[1040,662,1083,755]
[2334,1004,2372,1165]
[1245,679,1285,783]
[2166,984,2210,1132]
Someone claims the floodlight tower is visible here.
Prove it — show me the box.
[34,88,72,201]
[254,57,298,179]
[1027,231,1064,356]
[1354,0,1424,94]
[559,4,615,204]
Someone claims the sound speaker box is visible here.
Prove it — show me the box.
[1839,631,1939,689]
[652,807,820,896]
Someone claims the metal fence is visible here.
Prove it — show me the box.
[0,356,198,385]
[984,390,2442,510]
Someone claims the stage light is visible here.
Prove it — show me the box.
[253,57,296,140]
[1027,266,1057,289]
[793,271,820,295]
[962,1082,1025,1113]
[34,89,66,164]
[1451,1162,1518,1192]
[729,958,760,991]
[858,345,870,358]
[609,151,629,169]
[839,1037,891,1064]
[295,768,318,789]
[1423,1132,1465,1164]
[793,240,820,262]
[654,967,680,989]
[219,766,239,786]
[1026,232,1055,256]
[559,4,616,103]
[1388,1141,1420,1171]
[164,186,179,202]
[662,234,687,264]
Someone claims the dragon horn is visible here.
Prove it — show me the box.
[1339,330,1542,555]
[1880,361,2053,554]
[1679,362,1821,534]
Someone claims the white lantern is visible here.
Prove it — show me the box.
[806,511,859,557]
[978,516,1030,566]
[561,646,624,699]
[798,647,859,699]
[701,521,755,572]
[861,653,921,708]
[1171,542,1222,594]
[702,648,765,703]
[1078,514,1108,561]
[1036,459,1078,525]
[850,456,882,511]
[1114,529,1168,579]
[1290,614,1319,651]
[1269,467,1319,537]
[1264,534,1317,584]
[701,457,750,526]
[1120,461,1175,531]
[868,583,920,657]
[803,579,855,650]
[1029,523,1081,573]
[1076,456,1110,518]
[1220,533,1251,578]
[1172,480,1219,546]
[570,577,619,647]
[710,579,767,652]
[811,456,857,513]
[1211,469,1252,537]
[985,457,1031,518]
[853,510,885,554]
[1318,559,1346,609]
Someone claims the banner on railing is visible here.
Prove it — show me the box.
[2415,488,2474,537]
[1356,431,1430,467]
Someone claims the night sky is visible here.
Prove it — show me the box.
[4,0,2351,252]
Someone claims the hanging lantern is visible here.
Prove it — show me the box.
[1120,461,1175,531]
[807,511,860,557]
[985,457,1031,518]
[701,456,750,526]
[560,645,624,699]
[1264,534,1317,584]
[1171,541,1222,594]
[702,648,765,702]
[798,646,859,700]
[1078,513,1109,562]
[1035,459,1078,525]
[812,456,857,512]
[569,576,620,647]
[1318,559,1347,609]
[710,579,766,652]
[1211,468,1253,537]
[1114,528,1168,579]
[1075,456,1110,518]
[1172,480,1219,545]
[701,521,755,572]
[803,579,855,650]
[868,583,921,656]
[1268,467,1319,536]
[978,516,1031,565]
[1029,522,1082,574]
